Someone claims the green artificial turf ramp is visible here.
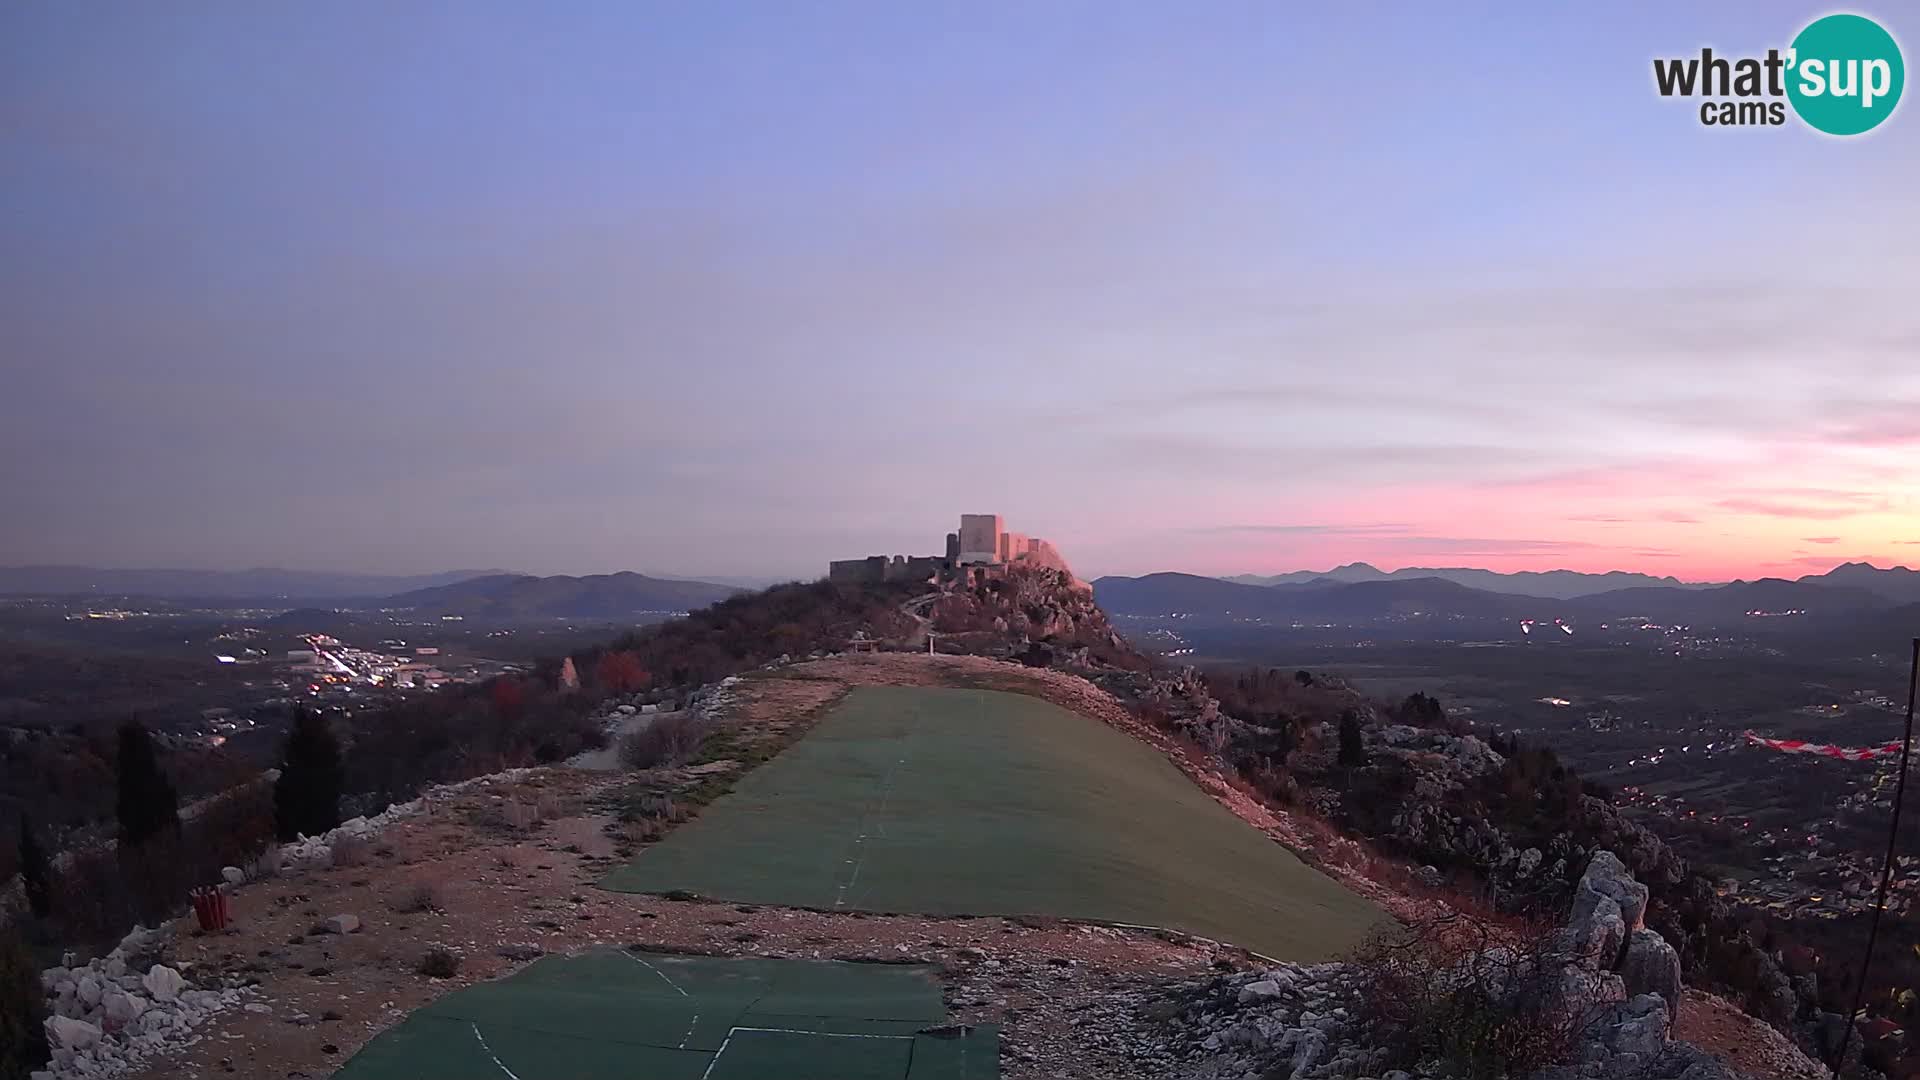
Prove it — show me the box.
[333,949,995,1080]
[602,686,1386,960]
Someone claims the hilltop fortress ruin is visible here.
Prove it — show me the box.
[828,513,1073,585]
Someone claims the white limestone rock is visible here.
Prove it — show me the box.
[45,1015,102,1051]
[140,964,185,1002]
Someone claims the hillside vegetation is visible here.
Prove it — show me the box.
[372,571,742,618]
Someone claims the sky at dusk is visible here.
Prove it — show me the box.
[3,3,1916,583]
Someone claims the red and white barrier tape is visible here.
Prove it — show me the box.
[1744,731,1905,761]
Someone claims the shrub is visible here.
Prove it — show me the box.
[0,932,49,1080]
[391,883,441,914]
[417,947,460,978]
[595,651,651,693]
[275,710,344,842]
[619,714,712,770]
[115,721,180,850]
[617,793,687,843]
[243,844,282,882]
[1243,761,1299,805]
[1351,910,1587,1079]
[329,834,370,869]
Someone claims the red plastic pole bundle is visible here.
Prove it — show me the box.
[190,885,231,931]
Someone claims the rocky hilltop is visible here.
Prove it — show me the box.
[6,569,1844,1080]
[926,562,1144,670]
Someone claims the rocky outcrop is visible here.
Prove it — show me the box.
[930,564,1140,669]
[1620,929,1684,1019]
[1559,851,1642,970]
[1150,851,1748,1080]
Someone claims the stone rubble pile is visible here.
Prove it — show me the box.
[687,675,747,722]
[1149,851,1748,1080]
[36,924,257,1080]
[1155,961,1388,1080]
[278,767,538,870]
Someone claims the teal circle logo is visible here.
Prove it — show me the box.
[1786,13,1904,135]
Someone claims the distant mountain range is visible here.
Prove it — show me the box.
[1806,561,1920,604]
[1098,573,1546,622]
[0,564,745,618]
[1097,561,1920,628]
[1222,562,1703,599]
[0,565,515,601]
[367,572,742,618]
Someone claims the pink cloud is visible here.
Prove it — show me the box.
[1716,495,1887,520]
[1825,412,1920,447]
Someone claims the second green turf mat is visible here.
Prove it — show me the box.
[332,949,996,1080]
[602,686,1387,961]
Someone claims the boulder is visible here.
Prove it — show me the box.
[100,989,148,1029]
[1562,894,1627,971]
[1619,928,1683,1018]
[221,865,246,886]
[76,974,104,1008]
[1575,850,1649,932]
[141,964,185,1002]
[1600,994,1669,1059]
[45,1015,101,1050]
[1236,978,1286,1004]
[1286,1027,1328,1077]
[1543,964,1626,1030]
[320,913,361,935]
[1516,846,1543,877]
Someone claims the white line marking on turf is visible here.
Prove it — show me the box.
[700,1025,915,1080]
[700,1031,734,1080]
[623,951,691,997]
[470,1023,523,1080]
[678,1013,700,1049]
[731,1026,912,1038]
[835,751,909,908]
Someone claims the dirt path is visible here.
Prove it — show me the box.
[569,709,682,771]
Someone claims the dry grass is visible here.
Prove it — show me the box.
[389,883,442,915]
[620,714,713,769]
[330,835,371,869]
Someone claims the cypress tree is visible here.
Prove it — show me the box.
[16,816,50,920]
[274,710,344,842]
[1338,709,1368,768]
[0,931,49,1077]
[115,721,180,849]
